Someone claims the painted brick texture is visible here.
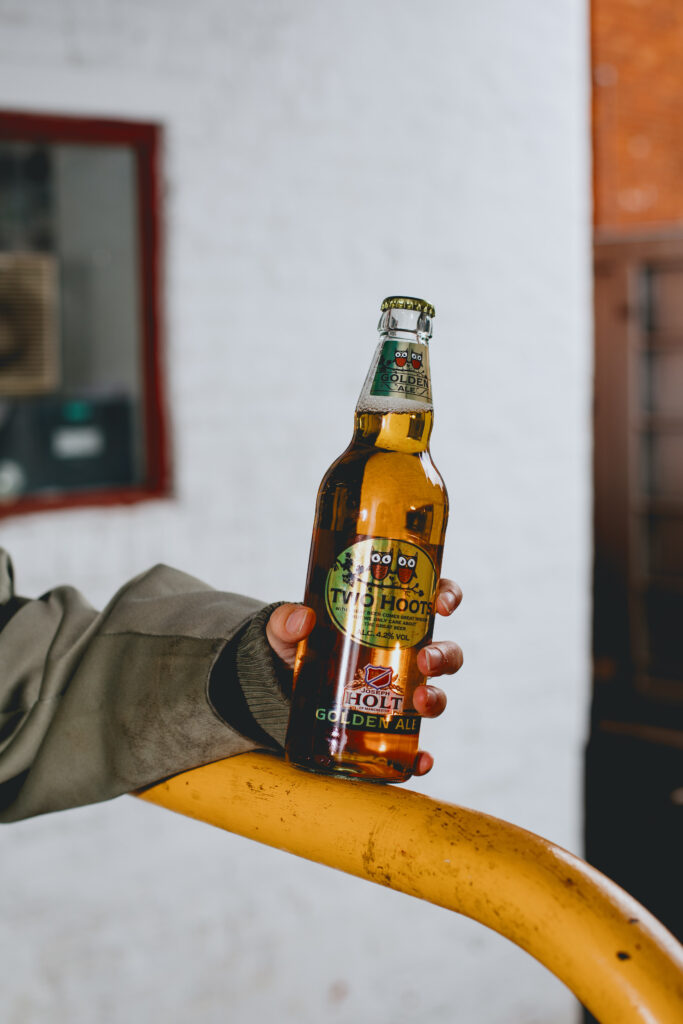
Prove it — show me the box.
[0,2,591,1022]
[593,0,683,228]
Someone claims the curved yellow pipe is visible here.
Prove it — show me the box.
[138,752,683,1023]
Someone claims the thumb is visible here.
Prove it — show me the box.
[266,604,316,668]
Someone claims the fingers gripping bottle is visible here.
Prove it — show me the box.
[285,296,449,782]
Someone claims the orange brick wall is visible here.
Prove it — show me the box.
[592,0,683,230]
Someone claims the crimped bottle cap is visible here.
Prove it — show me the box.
[381,295,435,317]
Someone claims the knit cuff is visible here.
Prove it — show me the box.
[209,601,293,750]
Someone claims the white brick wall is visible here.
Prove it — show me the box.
[0,2,591,1021]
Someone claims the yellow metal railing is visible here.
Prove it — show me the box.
[138,752,683,1023]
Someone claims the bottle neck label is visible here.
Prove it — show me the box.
[368,338,432,404]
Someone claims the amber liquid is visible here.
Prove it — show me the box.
[285,409,448,782]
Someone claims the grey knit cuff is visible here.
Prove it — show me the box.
[234,601,294,749]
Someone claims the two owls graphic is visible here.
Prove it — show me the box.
[394,350,423,370]
[370,548,417,585]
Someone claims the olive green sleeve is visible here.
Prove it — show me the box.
[0,548,291,822]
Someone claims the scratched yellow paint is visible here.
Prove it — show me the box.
[138,752,683,1023]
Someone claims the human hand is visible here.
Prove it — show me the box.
[266,578,463,777]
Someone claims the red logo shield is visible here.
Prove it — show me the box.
[364,665,393,690]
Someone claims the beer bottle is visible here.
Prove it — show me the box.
[285,296,448,782]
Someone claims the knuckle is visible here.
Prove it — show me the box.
[440,643,463,673]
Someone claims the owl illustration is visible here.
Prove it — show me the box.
[370,547,393,580]
[394,349,408,367]
[410,351,423,371]
[396,551,417,584]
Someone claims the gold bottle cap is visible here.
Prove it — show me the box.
[381,295,435,318]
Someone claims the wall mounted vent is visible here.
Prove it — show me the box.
[0,251,59,396]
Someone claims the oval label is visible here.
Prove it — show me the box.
[325,537,437,649]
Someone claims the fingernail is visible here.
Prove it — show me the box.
[424,686,437,710]
[440,592,456,613]
[286,608,309,636]
[424,647,443,672]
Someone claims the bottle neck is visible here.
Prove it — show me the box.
[353,325,434,453]
[352,408,434,453]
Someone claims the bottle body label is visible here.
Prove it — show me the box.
[325,536,437,649]
[370,339,432,403]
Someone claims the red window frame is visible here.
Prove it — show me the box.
[0,110,169,516]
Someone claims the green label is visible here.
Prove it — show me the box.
[314,707,420,734]
[370,339,432,402]
[325,537,437,649]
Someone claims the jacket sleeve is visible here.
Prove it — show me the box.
[0,548,291,822]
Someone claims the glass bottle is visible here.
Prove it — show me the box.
[285,296,448,782]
